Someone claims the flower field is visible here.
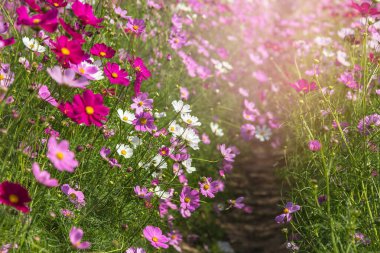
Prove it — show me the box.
[1,0,380,252]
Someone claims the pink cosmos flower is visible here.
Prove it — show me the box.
[218,144,236,163]
[38,85,58,107]
[0,181,31,213]
[143,226,169,249]
[350,0,380,16]
[0,36,15,48]
[46,0,68,8]
[51,36,86,65]
[100,147,121,168]
[47,136,78,173]
[47,66,89,88]
[134,186,153,200]
[59,18,85,43]
[275,202,301,223]
[104,62,130,86]
[338,72,359,89]
[180,86,189,100]
[71,60,103,80]
[308,140,322,151]
[133,112,156,132]
[131,92,153,114]
[131,58,151,94]
[61,184,85,207]
[125,248,146,253]
[180,186,200,218]
[241,124,256,141]
[125,18,145,36]
[90,43,115,58]
[16,6,58,33]
[201,133,210,144]
[290,79,317,93]
[228,197,246,209]
[59,90,110,127]
[72,0,103,28]
[199,177,219,198]
[69,227,91,249]
[114,6,129,19]
[32,162,59,187]
[167,231,182,252]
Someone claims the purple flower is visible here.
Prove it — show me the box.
[228,197,245,209]
[131,92,153,114]
[32,162,59,187]
[125,18,145,36]
[180,186,200,218]
[134,186,153,200]
[47,66,89,88]
[69,227,91,249]
[133,112,156,132]
[358,114,380,135]
[275,202,301,224]
[241,124,256,141]
[308,140,321,152]
[199,177,219,198]
[47,137,78,173]
[338,72,359,89]
[167,230,183,252]
[100,147,121,168]
[61,184,85,208]
[354,232,370,245]
[218,144,236,163]
[143,226,170,249]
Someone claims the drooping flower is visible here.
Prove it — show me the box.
[0,36,15,49]
[38,85,59,107]
[133,112,156,132]
[275,202,301,224]
[131,92,153,114]
[51,36,86,65]
[16,6,58,33]
[308,140,322,151]
[167,230,183,252]
[228,197,246,209]
[125,18,145,36]
[290,79,317,93]
[59,90,110,127]
[104,62,130,86]
[143,226,170,249]
[218,144,236,163]
[59,18,85,43]
[90,43,115,58]
[131,57,151,94]
[72,0,103,28]
[61,184,85,207]
[32,162,59,187]
[100,147,121,168]
[0,181,31,213]
[179,186,200,218]
[47,66,89,88]
[116,144,133,158]
[47,136,78,173]
[69,227,91,249]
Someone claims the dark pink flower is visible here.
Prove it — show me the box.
[308,140,321,151]
[290,79,317,93]
[104,62,130,86]
[46,0,68,8]
[90,43,115,58]
[51,36,86,65]
[69,227,91,249]
[0,36,15,48]
[16,6,58,33]
[180,186,200,218]
[72,0,103,28]
[143,226,169,249]
[0,181,31,213]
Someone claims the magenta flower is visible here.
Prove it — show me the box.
[32,162,59,187]
[0,36,15,48]
[199,177,219,198]
[132,57,151,81]
[16,6,58,33]
[61,184,85,207]
[338,72,359,89]
[125,18,145,36]
[0,181,31,213]
[46,0,68,8]
[72,0,103,28]
[90,43,115,58]
[69,227,91,249]
[47,66,89,88]
[46,137,78,173]
[143,226,169,249]
[59,18,85,43]
[104,62,130,86]
[100,147,121,168]
[131,92,153,114]
[159,146,170,157]
[308,140,322,151]
[290,79,317,93]
[134,186,153,200]
[275,202,301,224]
[240,124,256,141]
[133,112,156,132]
[351,0,380,16]
[59,90,110,127]
[180,186,200,218]
[51,36,86,65]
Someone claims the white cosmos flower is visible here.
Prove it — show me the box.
[181,113,201,127]
[255,125,272,142]
[314,36,332,47]
[172,100,191,114]
[154,111,167,118]
[117,109,135,124]
[154,186,171,200]
[116,144,133,158]
[168,121,184,136]
[210,122,224,137]
[182,128,200,150]
[337,50,350,67]
[337,28,354,39]
[22,37,46,52]
[127,136,142,148]
[182,158,196,173]
[151,154,167,169]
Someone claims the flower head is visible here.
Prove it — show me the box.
[61,184,85,207]
[143,226,169,249]
[308,140,321,151]
[290,79,317,93]
[125,18,145,36]
[47,137,78,173]
[0,181,31,213]
[90,43,115,58]
[51,36,86,65]
[69,227,91,249]
[180,186,200,218]
[47,66,89,88]
[32,162,59,187]
[72,0,103,28]
[275,202,301,223]
[131,92,153,114]
[133,112,156,132]
[104,62,130,86]
[16,6,58,33]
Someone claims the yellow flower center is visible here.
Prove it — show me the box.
[85,106,94,115]
[0,74,5,80]
[61,47,70,55]
[121,150,127,155]
[203,184,210,190]
[184,197,191,203]
[171,235,177,239]
[79,68,85,74]
[111,72,118,78]
[140,118,147,125]
[33,18,41,24]
[283,208,290,214]
[161,150,166,155]
[135,66,141,72]
[100,51,106,57]
[152,237,158,242]
[138,101,143,106]
[123,116,128,121]
[187,119,192,124]
[53,2,59,7]
[9,194,19,204]
[133,25,139,31]
[169,127,175,132]
[70,193,77,201]
[56,152,64,160]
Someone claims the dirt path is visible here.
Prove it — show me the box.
[218,146,287,253]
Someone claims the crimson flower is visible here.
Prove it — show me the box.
[72,0,103,28]
[51,35,86,65]
[16,6,58,33]
[0,181,31,213]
